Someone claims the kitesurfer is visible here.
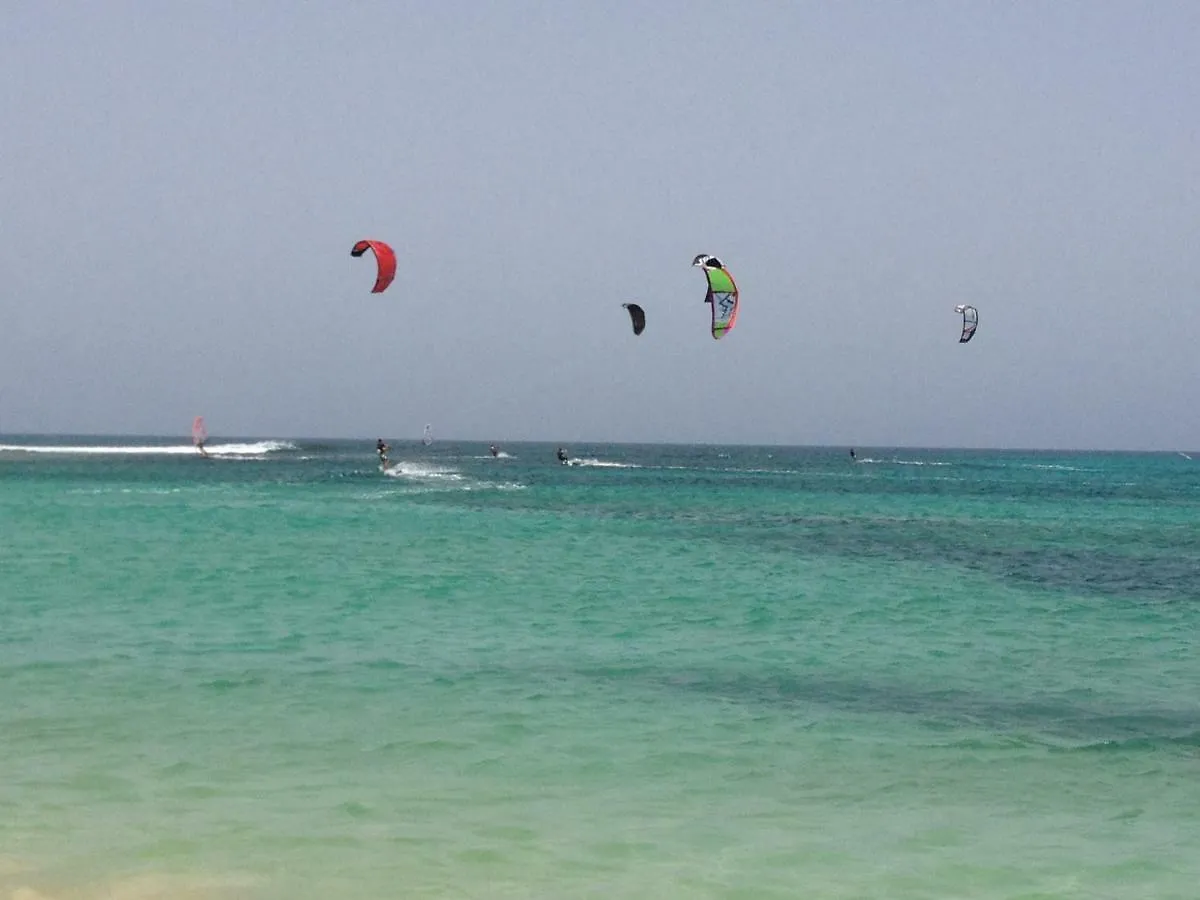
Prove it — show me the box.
[489,445,499,458]
[376,438,390,469]
[849,448,856,461]
[556,447,569,465]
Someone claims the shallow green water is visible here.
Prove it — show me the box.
[2,438,1198,898]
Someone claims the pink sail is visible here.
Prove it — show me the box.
[192,416,208,446]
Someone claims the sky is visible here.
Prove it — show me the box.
[1,1,1197,449]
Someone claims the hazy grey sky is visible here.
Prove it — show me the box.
[2,1,1197,448]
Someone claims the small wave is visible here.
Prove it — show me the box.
[4,871,261,900]
[368,479,526,497]
[734,466,804,475]
[461,481,526,491]
[1049,730,1200,754]
[0,440,295,457]
[566,458,640,468]
[207,441,296,456]
[383,462,464,481]
[68,487,184,496]
[850,457,948,466]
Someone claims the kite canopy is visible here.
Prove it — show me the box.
[954,304,979,344]
[692,254,739,340]
[350,239,397,293]
[192,416,207,446]
[622,303,646,336]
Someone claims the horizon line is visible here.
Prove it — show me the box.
[0,432,1195,455]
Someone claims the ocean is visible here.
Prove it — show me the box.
[1,437,1198,899]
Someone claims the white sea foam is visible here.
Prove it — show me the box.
[5,871,261,900]
[853,457,951,466]
[375,461,527,494]
[566,458,640,468]
[383,462,465,481]
[456,480,526,492]
[733,467,804,475]
[0,441,295,457]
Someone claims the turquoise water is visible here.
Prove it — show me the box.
[2,437,1199,899]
